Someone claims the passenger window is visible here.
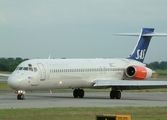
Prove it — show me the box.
[23,67,28,70]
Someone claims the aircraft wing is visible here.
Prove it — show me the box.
[0,74,10,77]
[93,80,167,90]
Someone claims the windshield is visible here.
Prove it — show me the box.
[15,64,38,72]
[15,66,34,72]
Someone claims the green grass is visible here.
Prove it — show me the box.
[153,69,167,78]
[0,82,12,90]
[0,107,167,120]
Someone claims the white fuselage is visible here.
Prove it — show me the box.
[7,58,145,90]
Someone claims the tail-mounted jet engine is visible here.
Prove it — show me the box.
[125,65,153,80]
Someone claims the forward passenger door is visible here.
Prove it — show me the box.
[37,63,46,81]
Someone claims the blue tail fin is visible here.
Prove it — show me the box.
[127,28,154,63]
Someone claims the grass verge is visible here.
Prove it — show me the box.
[0,107,167,120]
[0,82,12,90]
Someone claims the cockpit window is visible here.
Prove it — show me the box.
[23,67,28,70]
[29,67,33,71]
[19,67,23,70]
[34,67,38,72]
[28,64,33,71]
[15,67,19,70]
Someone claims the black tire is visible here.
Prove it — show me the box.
[79,89,84,98]
[116,91,121,99]
[20,94,25,100]
[73,89,78,98]
[17,94,25,100]
[17,94,21,100]
[110,91,115,99]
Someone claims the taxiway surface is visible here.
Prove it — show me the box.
[0,90,167,109]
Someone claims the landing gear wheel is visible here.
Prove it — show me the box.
[110,90,121,99]
[110,91,115,99]
[73,89,84,98]
[17,94,25,100]
[73,89,78,98]
[79,89,84,98]
[116,91,121,99]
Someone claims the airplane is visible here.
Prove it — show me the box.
[7,28,167,100]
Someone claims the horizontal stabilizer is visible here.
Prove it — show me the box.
[114,33,167,37]
[142,33,167,37]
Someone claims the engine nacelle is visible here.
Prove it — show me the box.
[125,65,153,80]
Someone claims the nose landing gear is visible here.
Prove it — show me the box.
[17,94,25,100]
[15,90,25,100]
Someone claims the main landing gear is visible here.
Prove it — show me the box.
[15,90,25,100]
[73,89,84,98]
[110,90,121,99]
[72,88,121,99]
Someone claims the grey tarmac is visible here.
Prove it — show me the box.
[0,90,167,109]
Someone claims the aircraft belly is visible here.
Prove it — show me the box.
[55,75,87,88]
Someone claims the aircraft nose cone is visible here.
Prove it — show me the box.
[7,76,21,89]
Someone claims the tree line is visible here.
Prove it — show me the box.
[0,58,28,72]
[146,61,167,70]
[0,58,167,72]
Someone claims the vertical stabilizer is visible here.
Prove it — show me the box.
[127,28,154,62]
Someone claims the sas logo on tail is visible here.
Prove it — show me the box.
[135,49,146,60]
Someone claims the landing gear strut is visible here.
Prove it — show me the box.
[110,90,121,99]
[15,90,25,100]
[73,89,84,98]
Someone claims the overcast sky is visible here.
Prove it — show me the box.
[0,0,167,63]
